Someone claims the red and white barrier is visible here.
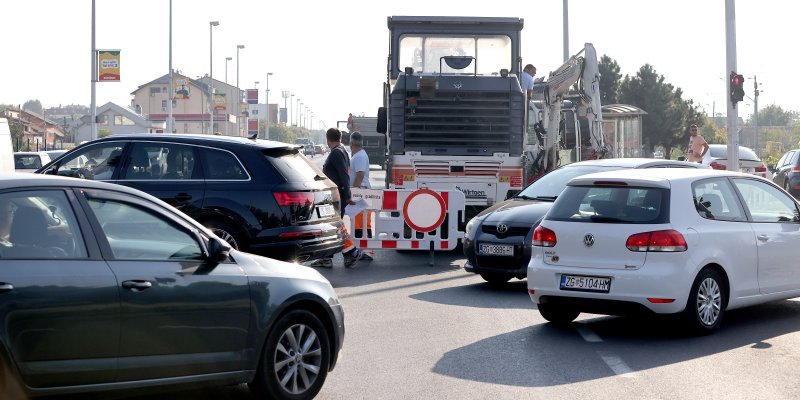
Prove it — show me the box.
[344,188,465,251]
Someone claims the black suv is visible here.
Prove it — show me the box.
[38,134,345,262]
[772,149,800,198]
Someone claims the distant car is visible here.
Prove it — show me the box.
[0,174,344,399]
[701,144,768,179]
[528,168,800,334]
[464,158,707,284]
[13,151,52,173]
[37,134,345,262]
[771,148,800,198]
[314,144,325,155]
[45,149,68,161]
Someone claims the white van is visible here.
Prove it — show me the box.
[0,118,14,173]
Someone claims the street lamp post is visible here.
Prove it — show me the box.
[236,44,245,136]
[290,94,295,127]
[265,72,273,139]
[209,21,219,135]
[254,80,260,137]
[297,100,302,127]
[225,57,232,83]
[167,0,173,133]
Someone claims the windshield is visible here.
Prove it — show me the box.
[517,165,623,200]
[398,35,512,75]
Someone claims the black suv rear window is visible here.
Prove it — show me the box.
[547,185,670,224]
[264,148,325,182]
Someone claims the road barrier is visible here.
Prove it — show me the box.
[343,188,466,264]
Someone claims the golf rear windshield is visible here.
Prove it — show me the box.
[546,185,670,224]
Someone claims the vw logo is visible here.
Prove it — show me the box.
[453,82,463,89]
[583,234,595,247]
[496,223,508,234]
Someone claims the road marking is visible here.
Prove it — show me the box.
[597,351,636,378]
[575,325,603,342]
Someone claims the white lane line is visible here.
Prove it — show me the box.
[575,325,603,343]
[597,351,636,378]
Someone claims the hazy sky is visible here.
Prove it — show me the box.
[1,0,793,130]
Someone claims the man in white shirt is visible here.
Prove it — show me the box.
[520,64,536,98]
[349,132,374,260]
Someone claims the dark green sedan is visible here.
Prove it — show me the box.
[0,174,344,399]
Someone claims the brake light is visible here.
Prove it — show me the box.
[647,298,675,303]
[709,161,726,170]
[755,165,766,172]
[792,166,800,172]
[626,230,687,252]
[532,226,557,247]
[593,180,627,186]
[708,161,728,170]
[278,230,322,239]
[273,192,314,207]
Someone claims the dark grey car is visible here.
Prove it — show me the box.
[0,175,344,399]
[464,158,706,283]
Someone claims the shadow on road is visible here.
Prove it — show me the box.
[409,279,534,310]
[432,300,800,387]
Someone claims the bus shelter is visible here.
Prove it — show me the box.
[602,104,645,158]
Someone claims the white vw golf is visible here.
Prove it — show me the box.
[528,168,800,334]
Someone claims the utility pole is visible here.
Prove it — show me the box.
[563,0,569,61]
[209,21,219,135]
[91,0,97,140]
[725,0,739,172]
[754,75,760,155]
[168,0,174,133]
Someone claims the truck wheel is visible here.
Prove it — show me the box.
[250,310,330,400]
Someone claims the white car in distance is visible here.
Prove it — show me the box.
[528,168,800,334]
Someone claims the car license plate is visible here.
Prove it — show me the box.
[317,204,335,218]
[560,274,611,293]
[478,243,514,256]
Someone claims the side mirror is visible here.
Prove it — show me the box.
[677,156,686,162]
[377,107,387,134]
[205,236,232,263]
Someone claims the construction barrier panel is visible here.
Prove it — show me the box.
[343,188,465,251]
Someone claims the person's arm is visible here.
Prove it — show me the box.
[332,150,351,203]
[353,171,365,188]
[700,138,710,157]
[352,153,367,188]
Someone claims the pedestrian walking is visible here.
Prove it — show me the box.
[310,128,362,268]
[349,132,374,261]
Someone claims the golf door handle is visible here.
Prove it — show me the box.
[0,283,14,293]
[757,234,769,242]
[174,193,192,202]
[122,280,152,291]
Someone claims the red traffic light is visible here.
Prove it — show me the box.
[729,72,745,105]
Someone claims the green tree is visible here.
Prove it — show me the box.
[598,55,621,105]
[618,64,703,158]
[261,122,296,144]
[98,129,113,138]
[750,104,799,126]
[22,99,43,114]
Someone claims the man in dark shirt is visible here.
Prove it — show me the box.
[311,128,362,268]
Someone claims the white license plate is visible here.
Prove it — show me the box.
[560,274,611,293]
[478,243,514,256]
[317,204,335,218]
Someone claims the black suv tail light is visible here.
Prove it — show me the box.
[273,192,314,207]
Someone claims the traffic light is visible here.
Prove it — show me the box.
[730,72,745,105]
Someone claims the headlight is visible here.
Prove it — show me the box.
[465,218,479,238]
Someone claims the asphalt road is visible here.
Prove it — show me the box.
[61,154,800,400]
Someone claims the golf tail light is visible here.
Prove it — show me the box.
[709,161,726,170]
[532,226,557,247]
[626,230,687,252]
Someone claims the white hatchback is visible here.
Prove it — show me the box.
[528,168,800,334]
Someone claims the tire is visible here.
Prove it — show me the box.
[480,273,511,285]
[682,268,726,335]
[205,220,246,251]
[538,302,580,325]
[250,310,330,400]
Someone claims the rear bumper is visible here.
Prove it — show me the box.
[463,236,530,279]
[249,223,346,262]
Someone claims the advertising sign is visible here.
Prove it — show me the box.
[96,50,121,81]
[214,93,227,111]
[247,119,259,136]
[246,89,259,105]
[174,75,191,100]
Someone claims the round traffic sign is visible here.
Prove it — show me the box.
[403,189,447,233]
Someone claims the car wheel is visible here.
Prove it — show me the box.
[537,302,580,325]
[480,273,511,285]
[205,220,245,251]
[683,268,726,334]
[250,310,330,400]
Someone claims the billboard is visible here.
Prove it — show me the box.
[214,93,227,111]
[96,50,121,81]
[248,119,259,136]
[246,89,259,105]
[174,75,190,100]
